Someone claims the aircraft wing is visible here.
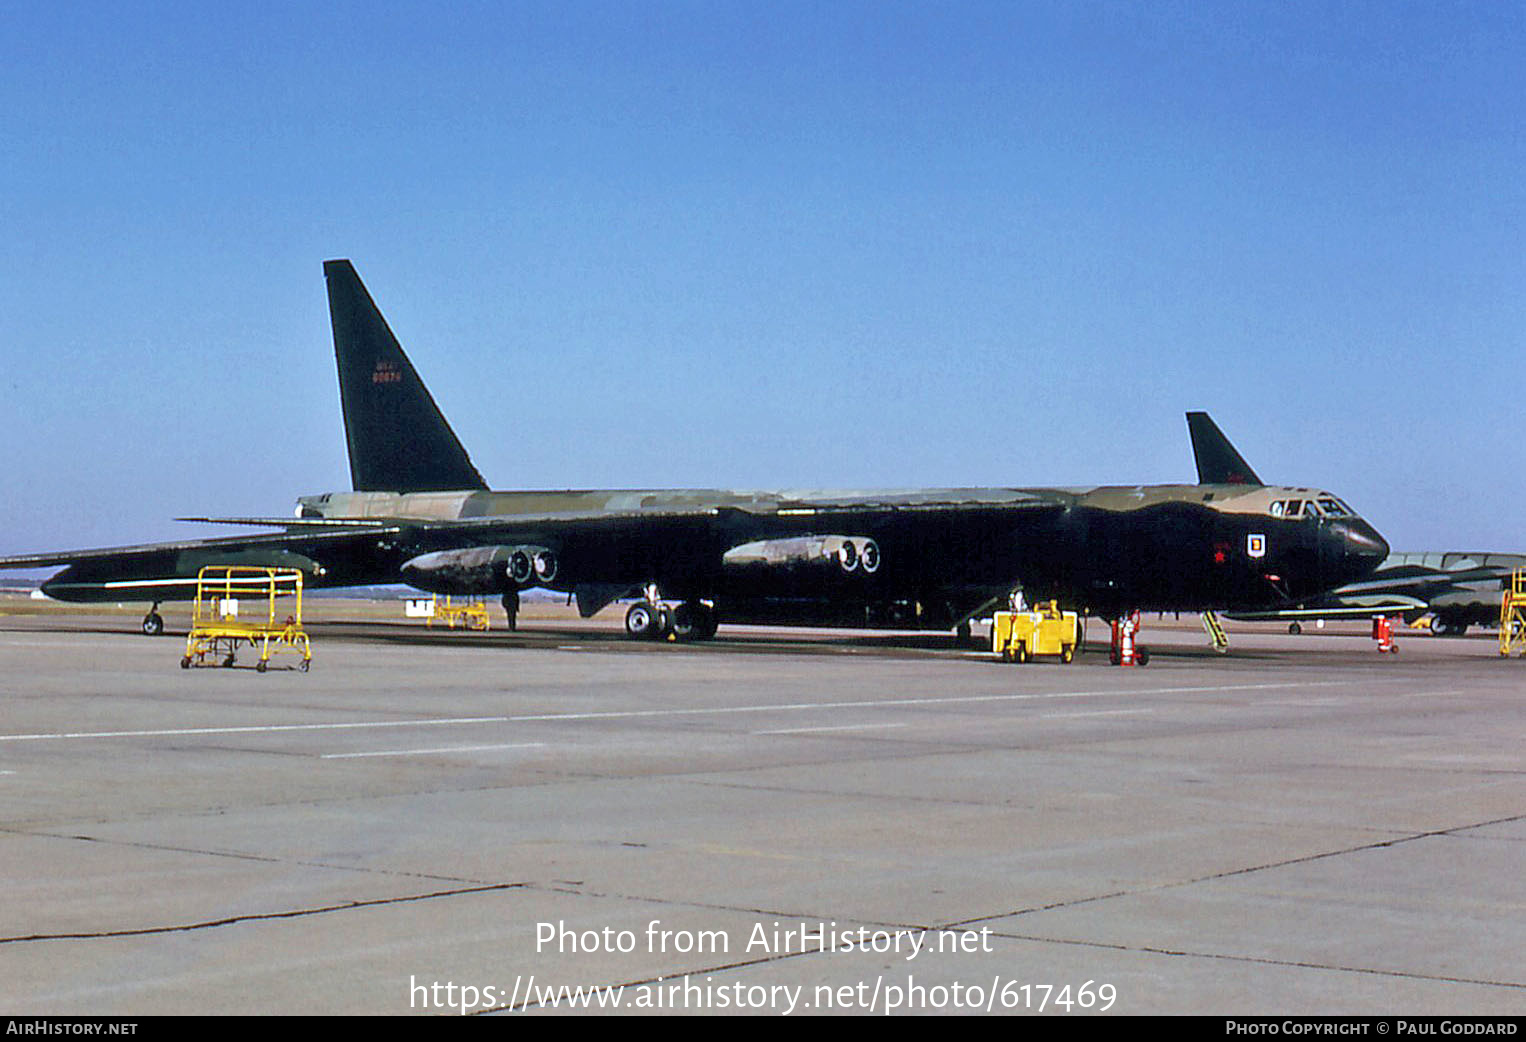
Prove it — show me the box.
[1226,561,1519,624]
[1321,563,1517,599]
[412,494,1065,532]
[0,524,405,571]
[1227,597,1431,622]
[0,524,411,604]
[1,493,1066,603]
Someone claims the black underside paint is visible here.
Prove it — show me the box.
[39,500,1374,629]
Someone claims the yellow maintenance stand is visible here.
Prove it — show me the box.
[1500,569,1526,658]
[428,595,491,631]
[993,600,1081,663]
[181,566,311,673]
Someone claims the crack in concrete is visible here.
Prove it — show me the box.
[0,882,526,945]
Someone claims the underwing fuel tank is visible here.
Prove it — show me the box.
[400,545,557,594]
[722,535,880,575]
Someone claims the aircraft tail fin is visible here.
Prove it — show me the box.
[1186,411,1264,486]
[324,259,488,492]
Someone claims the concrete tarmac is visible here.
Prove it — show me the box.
[0,607,1522,1015]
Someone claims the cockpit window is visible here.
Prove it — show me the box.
[1272,498,1352,519]
[1271,496,1355,520]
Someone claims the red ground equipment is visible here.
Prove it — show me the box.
[1109,611,1149,666]
[1371,616,1398,654]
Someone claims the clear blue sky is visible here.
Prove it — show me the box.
[1,0,1521,556]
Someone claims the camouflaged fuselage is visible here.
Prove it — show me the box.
[279,481,1386,625]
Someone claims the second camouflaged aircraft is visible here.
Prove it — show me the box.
[0,261,1389,641]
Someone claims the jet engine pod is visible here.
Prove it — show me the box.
[722,535,882,576]
[507,548,534,586]
[828,536,881,573]
[532,548,558,584]
[401,544,560,594]
[505,545,557,587]
[401,546,517,595]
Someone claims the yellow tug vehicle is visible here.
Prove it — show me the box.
[993,600,1081,664]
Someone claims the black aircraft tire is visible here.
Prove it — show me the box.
[1137,647,1151,666]
[1289,622,1302,635]
[671,602,717,642]
[142,613,165,637]
[625,602,663,640]
[671,603,699,641]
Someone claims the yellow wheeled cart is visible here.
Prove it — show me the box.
[1501,569,1526,658]
[427,595,491,631]
[181,566,311,673]
[993,601,1081,663]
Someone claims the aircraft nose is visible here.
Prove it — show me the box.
[1334,519,1388,575]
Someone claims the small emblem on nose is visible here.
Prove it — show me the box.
[1248,534,1266,559]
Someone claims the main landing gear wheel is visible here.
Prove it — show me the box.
[142,610,165,637]
[671,602,718,642]
[625,602,666,640]
[1288,622,1302,635]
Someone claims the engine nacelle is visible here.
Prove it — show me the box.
[722,535,881,575]
[531,548,558,584]
[401,545,557,594]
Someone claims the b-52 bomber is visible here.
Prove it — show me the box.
[1228,552,1526,637]
[0,261,1390,643]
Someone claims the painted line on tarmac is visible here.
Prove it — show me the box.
[754,722,908,736]
[322,742,546,759]
[0,716,516,743]
[1037,708,1155,719]
[498,681,1359,723]
[0,681,1363,744]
